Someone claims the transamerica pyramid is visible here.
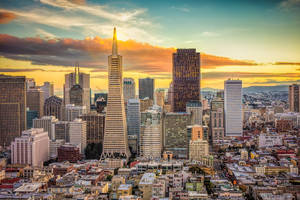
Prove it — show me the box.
[101,27,131,159]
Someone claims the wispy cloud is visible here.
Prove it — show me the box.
[171,6,190,13]
[0,11,16,24]
[274,61,300,65]
[279,0,300,9]
[0,68,45,72]
[36,28,56,38]
[201,31,220,37]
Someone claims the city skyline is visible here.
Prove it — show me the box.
[0,0,300,90]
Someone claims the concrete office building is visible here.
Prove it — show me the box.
[0,75,26,147]
[64,104,87,121]
[64,63,90,111]
[186,100,202,125]
[11,128,49,167]
[33,116,58,140]
[26,88,44,117]
[54,121,70,142]
[80,112,105,144]
[140,108,162,159]
[69,119,87,154]
[210,98,225,142]
[44,95,63,120]
[163,112,191,159]
[127,99,140,137]
[155,89,165,108]
[289,84,300,112]
[224,79,242,137]
[139,78,154,100]
[101,28,130,159]
[123,78,136,103]
[189,139,209,161]
[39,82,54,102]
[172,49,201,112]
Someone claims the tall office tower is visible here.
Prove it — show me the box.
[64,104,87,121]
[167,82,173,105]
[26,78,36,89]
[0,75,26,147]
[64,63,90,111]
[11,128,49,167]
[27,88,44,117]
[224,79,242,137]
[69,119,87,153]
[94,93,107,113]
[127,99,140,136]
[54,121,70,141]
[33,116,58,140]
[139,78,154,100]
[189,139,209,161]
[39,82,54,101]
[44,96,63,120]
[140,108,162,159]
[70,65,84,106]
[210,98,224,143]
[102,28,130,159]
[123,78,136,104]
[155,89,165,108]
[289,84,300,112]
[163,112,191,159]
[27,109,38,129]
[172,49,201,112]
[186,100,202,125]
[140,97,154,112]
[80,112,105,144]
[216,90,224,99]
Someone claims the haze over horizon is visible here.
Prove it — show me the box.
[0,0,299,90]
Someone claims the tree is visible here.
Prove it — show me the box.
[84,143,102,159]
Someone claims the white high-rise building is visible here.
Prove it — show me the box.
[189,139,209,161]
[69,119,87,154]
[11,128,49,167]
[39,82,54,101]
[64,104,87,121]
[123,78,136,103]
[140,107,162,159]
[33,116,58,140]
[224,80,242,137]
[127,99,140,137]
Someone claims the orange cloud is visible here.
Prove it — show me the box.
[0,11,16,24]
[0,34,256,73]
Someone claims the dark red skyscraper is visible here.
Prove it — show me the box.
[172,49,201,112]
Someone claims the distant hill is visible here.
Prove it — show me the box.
[242,85,289,93]
[202,85,289,94]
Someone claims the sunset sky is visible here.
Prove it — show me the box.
[0,0,300,92]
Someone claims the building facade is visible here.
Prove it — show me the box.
[39,82,54,102]
[80,112,105,144]
[64,104,87,121]
[33,116,58,140]
[139,78,154,100]
[0,75,26,147]
[11,128,49,167]
[172,49,201,112]
[289,84,300,112]
[186,100,202,125]
[140,108,162,159]
[26,88,44,117]
[69,119,87,154]
[57,143,81,163]
[127,99,140,137]
[123,78,136,104]
[44,95,63,120]
[210,98,225,143]
[163,112,191,159]
[102,28,131,159]
[155,89,165,108]
[189,139,209,161]
[224,79,242,137]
